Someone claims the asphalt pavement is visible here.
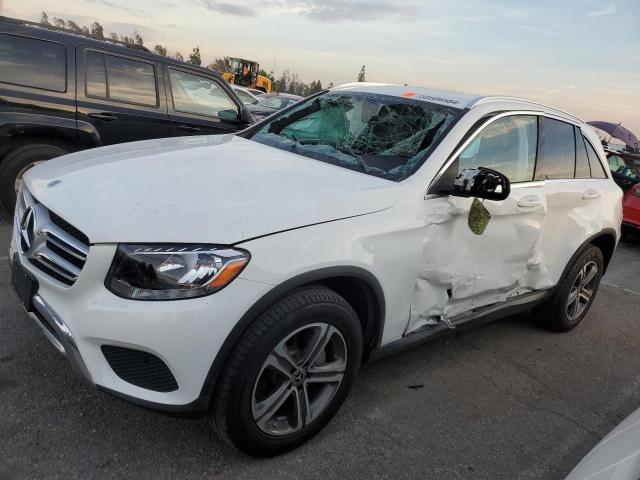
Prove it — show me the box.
[1,205,640,480]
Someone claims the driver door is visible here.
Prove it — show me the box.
[408,114,547,332]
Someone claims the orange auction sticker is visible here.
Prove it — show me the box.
[401,92,417,97]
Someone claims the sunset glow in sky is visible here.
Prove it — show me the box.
[4,0,639,135]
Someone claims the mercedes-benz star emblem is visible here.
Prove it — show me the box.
[19,207,36,253]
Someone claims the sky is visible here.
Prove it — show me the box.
[3,0,639,136]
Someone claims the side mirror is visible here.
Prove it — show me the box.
[452,167,510,201]
[239,107,255,125]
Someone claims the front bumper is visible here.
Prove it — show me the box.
[10,232,272,410]
[29,292,93,383]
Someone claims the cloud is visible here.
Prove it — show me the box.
[199,0,257,16]
[263,0,420,22]
[84,0,151,18]
[587,5,617,17]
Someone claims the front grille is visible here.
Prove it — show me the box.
[101,345,179,392]
[15,188,90,287]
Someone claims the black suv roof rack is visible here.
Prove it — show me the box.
[0,15,151,53]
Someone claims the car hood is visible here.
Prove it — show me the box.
[24,135,400,244]
[565,406,640,480]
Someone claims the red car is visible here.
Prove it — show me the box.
[623,182,640,235]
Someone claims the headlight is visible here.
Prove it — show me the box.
[106,244,250,300]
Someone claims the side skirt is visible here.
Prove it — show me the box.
[369,288,554,361]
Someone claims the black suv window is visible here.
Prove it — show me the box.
[574,127,591,178]
[85,51,157,107]
[0,33,66,92]
[168,69,238,119]
[534,117,576,180]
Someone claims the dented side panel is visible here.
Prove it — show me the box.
[406,184,547,334]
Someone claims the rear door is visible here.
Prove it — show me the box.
[163,66,245,136]
[76,47,170,145]
[535,117,608,285]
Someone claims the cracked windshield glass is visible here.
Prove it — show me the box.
[251,92,462,181]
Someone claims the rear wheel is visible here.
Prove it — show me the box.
[534,245,603,332]
[0,143,68,212]
[211,285,363,457]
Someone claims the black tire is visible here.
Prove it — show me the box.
[211,285,363,457]
[534,245,604,332]
[0,143,68,212]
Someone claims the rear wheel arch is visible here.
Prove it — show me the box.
[199,266,386,409]
[0,132,81,161]
[589,230,617,273]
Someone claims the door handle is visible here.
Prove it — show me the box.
[582,190,601,200]
[88,112,118,123]
[177,125,201,133]
[517,195,543,208]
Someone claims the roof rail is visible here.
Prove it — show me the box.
[470,96,584,124]
[0,15,151,53]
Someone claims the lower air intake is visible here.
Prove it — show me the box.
[101,345,178,392]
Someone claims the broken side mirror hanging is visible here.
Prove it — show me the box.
[452,167,510,201]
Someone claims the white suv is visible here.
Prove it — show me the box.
[9,83,622,456]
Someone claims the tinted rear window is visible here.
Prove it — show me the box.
[534,117,575,180]
[86,51,107,97]
[0,33,66,92]
[106,55,156,106]
[584,137,608,179]
[85,51,157,106]
[574,127,591,178]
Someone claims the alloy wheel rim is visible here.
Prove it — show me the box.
[566,260,598,322]
[251,322,347,437]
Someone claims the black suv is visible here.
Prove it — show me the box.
[0,17,253,211]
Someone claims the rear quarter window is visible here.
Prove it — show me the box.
[0,33,66,92]
[584,138,608,179]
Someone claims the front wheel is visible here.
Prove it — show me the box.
[211,285,363,457]
[534,245,603,332]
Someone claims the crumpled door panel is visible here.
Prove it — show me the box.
[406,191,547,334]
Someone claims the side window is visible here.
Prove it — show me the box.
[105,55,157,106]
[168,69,239,119]
[534,117,576,180]
[235,89,257,105]
[574,127,591,178]
[607,155,626,174]
[456,115,537,182]
[584,138,608,179]
[86,51,107,97]
[0,33,66,92]
[85,51,157,106]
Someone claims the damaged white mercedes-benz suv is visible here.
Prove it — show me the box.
[10,83,622,456]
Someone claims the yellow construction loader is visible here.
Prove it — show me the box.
[221,57,272,93]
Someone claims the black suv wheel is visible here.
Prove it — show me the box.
[0,143,68,211]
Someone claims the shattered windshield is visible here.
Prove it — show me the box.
[249,92,462,181]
